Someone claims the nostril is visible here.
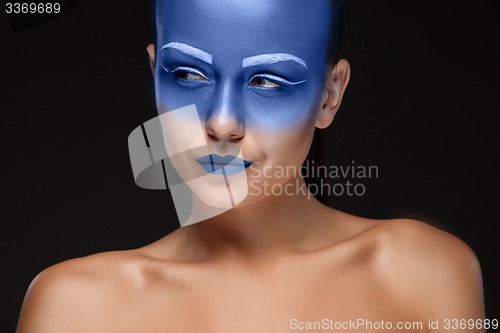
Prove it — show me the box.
[205,129,243,142]
[206,129,216,138]
[229,134,243,140]
[205,114,244,141]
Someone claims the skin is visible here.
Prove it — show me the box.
[16,1,485,332]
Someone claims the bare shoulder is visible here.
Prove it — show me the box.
[329,212,481,277]
[363,218,485,324]
[16,250,156,333]
[369,218,482,280]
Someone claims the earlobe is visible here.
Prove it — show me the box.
[315,59,351,129]
[147,44,156,77]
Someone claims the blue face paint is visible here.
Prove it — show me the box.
[154,0,334,130]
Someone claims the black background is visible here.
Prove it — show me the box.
[1,1,499,331]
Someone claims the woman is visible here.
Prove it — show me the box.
[16,0,485,332]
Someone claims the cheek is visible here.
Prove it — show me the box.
[253,122,316,167]
[244,79,325,130]
[244,94,318,130]
[243,125,315,200]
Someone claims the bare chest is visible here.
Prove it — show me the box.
[99,270,419,333]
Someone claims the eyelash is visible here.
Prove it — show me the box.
[249,74,305,88]
[162,65,208,81]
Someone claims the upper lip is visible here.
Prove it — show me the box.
[197,154,253,167]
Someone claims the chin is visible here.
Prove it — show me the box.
[187,170,250,209]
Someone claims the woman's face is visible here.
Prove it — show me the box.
[152,0,336,219]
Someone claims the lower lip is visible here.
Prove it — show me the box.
[197,162,252,176]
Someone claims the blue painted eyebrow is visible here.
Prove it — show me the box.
[160,42,213,65]
[242,53,308,69]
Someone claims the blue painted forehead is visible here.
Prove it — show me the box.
[152,0,342,67]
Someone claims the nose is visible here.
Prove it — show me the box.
[205,82,245,142]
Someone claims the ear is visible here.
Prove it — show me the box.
[146,44,156,77]
[315,59,350,129]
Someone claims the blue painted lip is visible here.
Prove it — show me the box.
[197,154,253,175]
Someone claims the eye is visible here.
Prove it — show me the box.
[162,65,208,81]
[249,76,281,88]
[249,74,307,89]
[174,70,208,81]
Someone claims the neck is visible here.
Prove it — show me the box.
[184,177,332,262]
